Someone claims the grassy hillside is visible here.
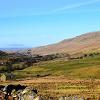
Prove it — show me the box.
[1,54,100,99]
[14,54,100,79]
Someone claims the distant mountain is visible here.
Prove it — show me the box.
[0,48,29,51]
[30,31,100,55]
[0,48,30,54]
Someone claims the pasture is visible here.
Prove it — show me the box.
[1,55,100,99]
[13,55,100,79]
[2,55,100,100]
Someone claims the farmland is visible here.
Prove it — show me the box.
[13,54,100,79]
[0,52,100,99]
[5,54,99,99]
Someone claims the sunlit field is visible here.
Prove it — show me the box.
[0,55,98,99]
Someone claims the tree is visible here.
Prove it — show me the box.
[6,62,12,73]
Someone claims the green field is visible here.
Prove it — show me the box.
[1,54,100,99]
[13,55,100,79]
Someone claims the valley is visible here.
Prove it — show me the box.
[0,32,100,99]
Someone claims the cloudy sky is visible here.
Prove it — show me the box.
[0,0,100,48]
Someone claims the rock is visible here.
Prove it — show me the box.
[34,96,41,100]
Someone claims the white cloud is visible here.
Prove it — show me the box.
[0,0,100,18]
[52,0,100,13]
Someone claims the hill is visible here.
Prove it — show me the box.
[14,54,100,79]
[30,31,100,55]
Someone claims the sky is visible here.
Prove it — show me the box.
[0,0,100,48]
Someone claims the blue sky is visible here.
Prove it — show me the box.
[0,0,100,48]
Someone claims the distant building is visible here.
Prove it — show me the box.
[0,74,6,82]
[0,73,15,82]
